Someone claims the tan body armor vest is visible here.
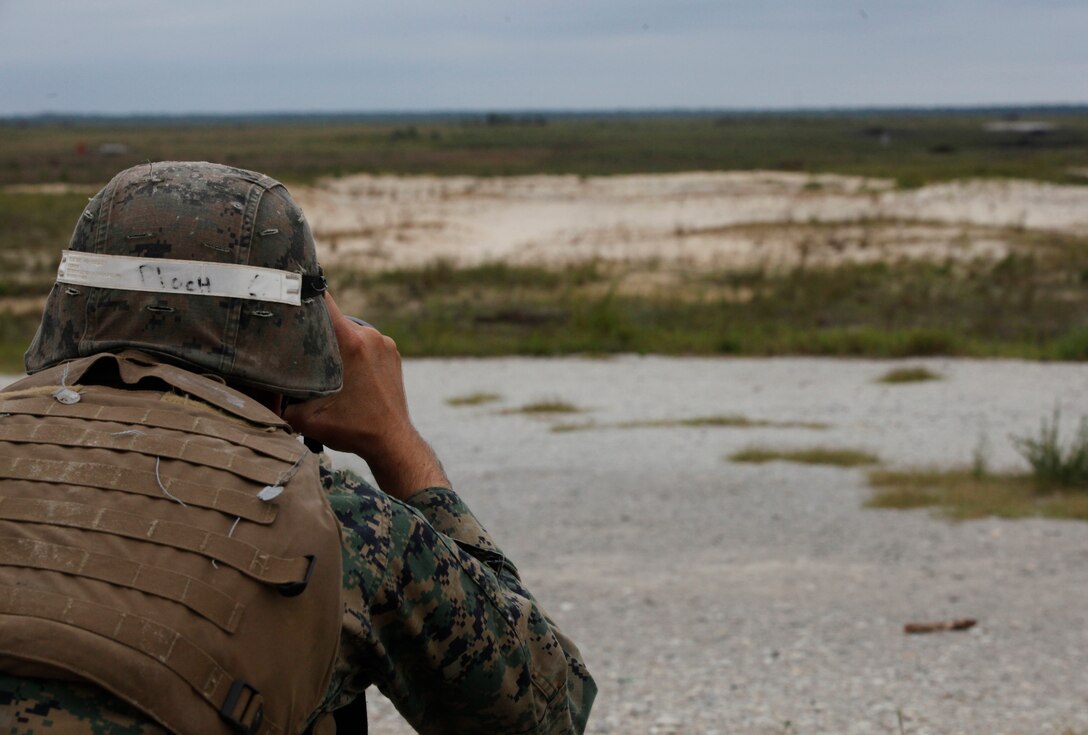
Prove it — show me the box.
[0,351,343,735]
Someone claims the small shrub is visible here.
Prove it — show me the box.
[1012,409,1088,489]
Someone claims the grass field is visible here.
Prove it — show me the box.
[2,111,1087,372]
[3,111,1088,186]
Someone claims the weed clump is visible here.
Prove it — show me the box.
[555,415,828,432]
[878,366,942,384]
[507,400,582,414]
[1012,409,1088,490]
[729,447,880,467]
[446,392,502,407]
[550,421,597,433]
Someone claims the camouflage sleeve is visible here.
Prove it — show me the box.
[321,464,596,735]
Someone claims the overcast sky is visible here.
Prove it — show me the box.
[0,0,1084,116]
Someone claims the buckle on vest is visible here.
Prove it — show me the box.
[276,553,315,598]
[220,679,265,735]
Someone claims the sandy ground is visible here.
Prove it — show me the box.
[4,356,1088,734]
[295,172,1088,271]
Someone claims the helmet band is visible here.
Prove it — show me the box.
[56,250,306,306]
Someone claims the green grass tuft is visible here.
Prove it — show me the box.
[618,415,760,429]
[550,421,598,433]
[729,447,880,466]
[446,392,502,407]
[550,415,828,432]
[877,366,943,384]
[506,399,583,414]
[618,415,828,430]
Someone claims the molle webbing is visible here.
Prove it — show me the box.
[0,496,312,587]
[0,396,305,464]
[0,454,277,524]
[0,584,275,735]
[0,537,244,632]
[0,423,296,486]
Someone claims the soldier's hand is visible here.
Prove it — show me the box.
[283,293,450,500]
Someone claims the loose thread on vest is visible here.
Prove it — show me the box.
[211,518,241,571]
[154,457,188,507]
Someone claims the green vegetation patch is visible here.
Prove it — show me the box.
[616,415,828,430]
[4,112,1088,186]
[550,421,599,433]
[505,399,582,415]
[5,227,1088,370]
[446,392,502,407]
[877,366,943,384]
[866,469,1088,521]
[549,415,827,433]
[869,411,1088,522]
[729,447,880,467]
[333,245,1088,363]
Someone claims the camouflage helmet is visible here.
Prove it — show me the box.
[25,161,343,398]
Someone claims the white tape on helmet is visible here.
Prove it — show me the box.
[55,251,303,306]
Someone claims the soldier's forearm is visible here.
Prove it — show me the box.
[366,427,451,501]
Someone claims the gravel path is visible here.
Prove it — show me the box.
[7,357,1088,734]
[348,356,1088,735]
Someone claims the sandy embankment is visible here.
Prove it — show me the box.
[294,172,1088,273]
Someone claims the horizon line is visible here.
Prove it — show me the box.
[4,102,1088,123]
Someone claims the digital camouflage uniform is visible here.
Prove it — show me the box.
[0,457,596,734]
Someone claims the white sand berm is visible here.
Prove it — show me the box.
[295,172,1088,271]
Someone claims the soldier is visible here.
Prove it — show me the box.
[0,162,595,734]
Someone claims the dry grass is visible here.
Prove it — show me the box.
[446,392,502,407]
[866,468,1088,521]
[878,366,943,384]
[729,447,881,467]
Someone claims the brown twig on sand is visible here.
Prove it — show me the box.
[903,619,977,635]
